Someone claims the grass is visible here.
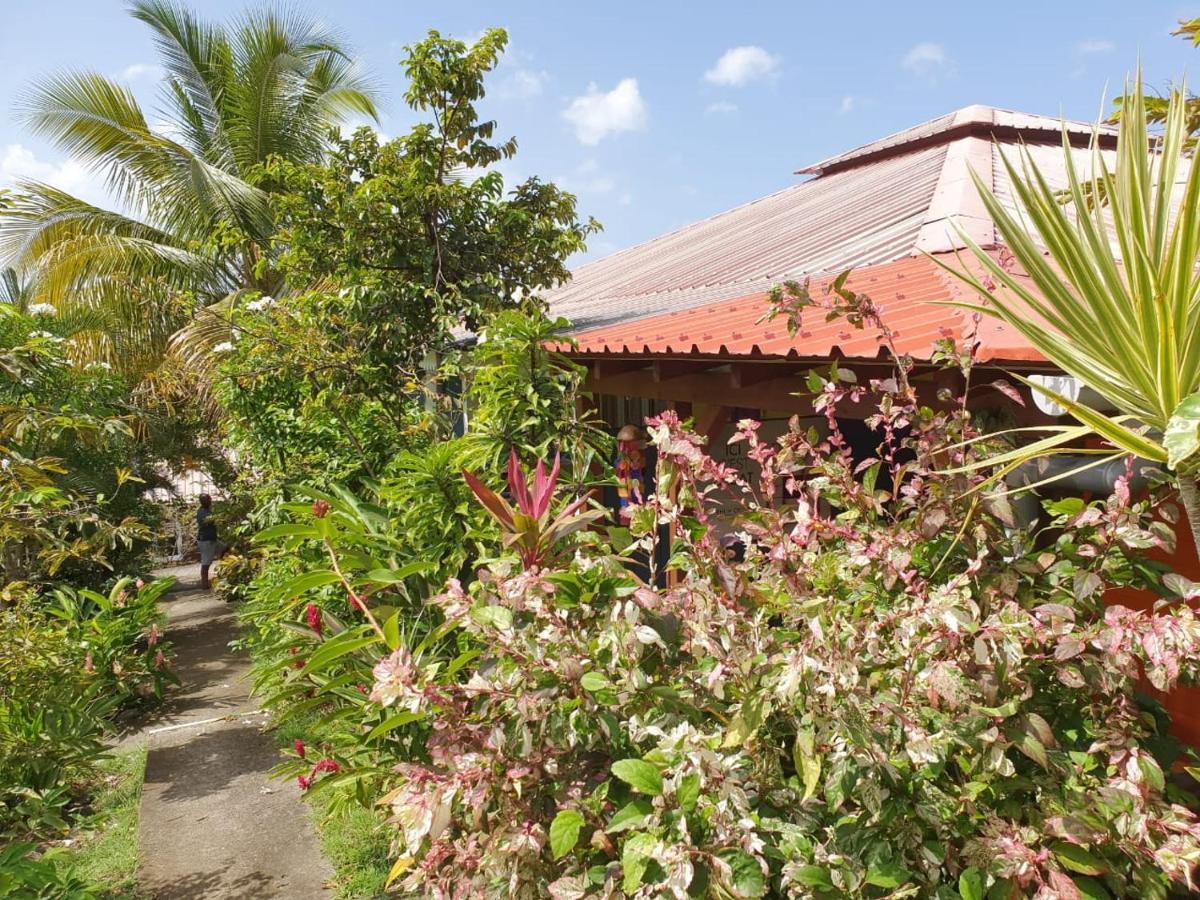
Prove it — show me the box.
[57,747,148,898]
[272,715,393,899]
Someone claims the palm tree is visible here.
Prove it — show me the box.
[0,267,33,311]
[0,1,378,382]
[943,76,1200,550]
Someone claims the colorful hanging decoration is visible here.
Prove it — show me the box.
[615,424,646,521]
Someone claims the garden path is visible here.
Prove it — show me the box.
[131,565,332,898]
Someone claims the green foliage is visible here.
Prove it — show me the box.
[318,334,1200,897]
[213,28,599,495]
[0,842,94,899]
[0,1,378,388]
[54,748,147,897]
[453,309,611,478]
[0,577,173,840]
[945,76,1200,547]
[0,305,157,587]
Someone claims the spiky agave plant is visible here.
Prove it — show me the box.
[940,75,1200,549]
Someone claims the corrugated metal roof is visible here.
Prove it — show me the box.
[550,144,948,332]
[799,104,1118,176]
[543,104,1134,366]
[566,254,1043,365]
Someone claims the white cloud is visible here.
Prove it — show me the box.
[704,46,780,87]
[1076,39,1115,54]
[563,78,647,145]
[555,158,617,195]
[839,95,855,115]
[901,42,949,77]
[338,115,390,143]
[0,143,110,207]
[119,63,163,82]
[495,68,549,100]
[705,100,738,115]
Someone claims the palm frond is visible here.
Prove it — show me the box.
[937,73,1200,470]
[128,0,235,166]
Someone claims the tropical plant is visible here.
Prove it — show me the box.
[209,30,598,492]
[0,842,93,900]
[464,449,605,571]
[454,310,611,480]
[1111,18,1200,140]
[0,305,153,586]
[0,0,378,384]
[0,576,173,838]
[940,77,1200,549]
[373,368,1200,899]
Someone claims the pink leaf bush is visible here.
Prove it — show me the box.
[372,351,1200,897]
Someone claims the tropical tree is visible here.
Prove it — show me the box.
[943,77,1200,548]
[1112,18,1200,141]
[209,29,598,489]
[0,0,378,383]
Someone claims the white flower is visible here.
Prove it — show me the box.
[212,341,235,353]
[27,303,57,316]
[370,647,423,710]
[246,296,274,312]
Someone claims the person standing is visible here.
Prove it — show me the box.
[196,494,218,590]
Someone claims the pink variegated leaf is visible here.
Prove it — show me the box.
[463,469,515,529]
[990,379,1026,407]
[532,451,562,521]
[507,449,535,516]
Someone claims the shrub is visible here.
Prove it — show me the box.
[356,377,1200,898]
[0,577,173,838]
[0,842,93,899]
[214,549,264,604]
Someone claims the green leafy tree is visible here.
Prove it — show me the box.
[454,310,610,479]
[1112,19,1200,139]
[213,29,598,488]
[942,78,1200,549]
[0,307,154,586]
[0,1,378,384]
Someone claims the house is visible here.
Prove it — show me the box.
[544,104,1200,746]
[545,105,1123,441]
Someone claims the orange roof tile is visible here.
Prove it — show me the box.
[544,103,1132,368]
[565,254,1046,365]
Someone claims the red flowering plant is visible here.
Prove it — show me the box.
[463,449,606,571]
[369,285,1200,898]
[242,485,442,805]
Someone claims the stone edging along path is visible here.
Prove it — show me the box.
[122,565,332,899]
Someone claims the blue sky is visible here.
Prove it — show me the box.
[1,1,1199,262]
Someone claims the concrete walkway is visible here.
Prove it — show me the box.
[132,565,332,898]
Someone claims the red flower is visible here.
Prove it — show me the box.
[294,739,306,759]
[297,775,312,791]
[313,758,341,775]
[305,603,323,636]
[312,499,330,519]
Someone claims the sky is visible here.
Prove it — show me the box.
[1,1,1199,264]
